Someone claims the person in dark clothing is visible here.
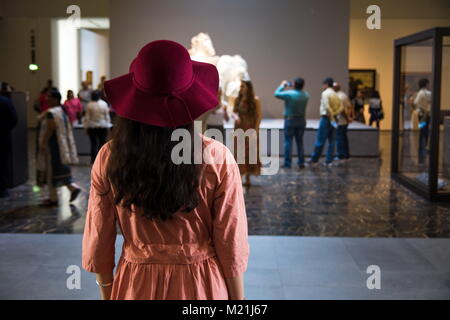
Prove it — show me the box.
[0,91,18,197]
[352,90,365,124]
[368,90,384,129]
[1,82,13,98]
[36,88,81,206]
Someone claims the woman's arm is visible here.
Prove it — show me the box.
[82,145,118,300]
[224,274,245,300]
[95,272,114,300]
[212,151,249,300]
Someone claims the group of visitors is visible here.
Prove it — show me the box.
[275,77,364,168]
[200,73,385,182]
[349,77,384,128]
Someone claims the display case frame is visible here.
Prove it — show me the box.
[391,27,450,202]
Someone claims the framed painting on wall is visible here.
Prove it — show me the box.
[349,69,377,100]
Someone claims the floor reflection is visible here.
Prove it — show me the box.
[0,131,449,237]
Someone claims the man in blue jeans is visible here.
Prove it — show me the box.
[413,78,431,166]
[308,77,343,166]
[334,82,352,162]
[274,78,309,168]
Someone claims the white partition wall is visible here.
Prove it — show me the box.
[80,29,110,89]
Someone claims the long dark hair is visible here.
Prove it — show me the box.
[107,116,200,221]
[234,80,257,117]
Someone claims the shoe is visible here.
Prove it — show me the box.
[298,164,305,169]
[70,187,81,202]
[324,162,334,167]
[307,159,319,167]
[282,164,292,169]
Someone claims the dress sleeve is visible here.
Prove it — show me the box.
[212,152,249,278]
[82,144,117,273]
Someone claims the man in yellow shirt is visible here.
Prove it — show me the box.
[413,78,431,165]
[308,77,343,166]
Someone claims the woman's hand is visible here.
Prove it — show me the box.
[99,285,113,300]
[225,274,245,300]
[96,273,114,300]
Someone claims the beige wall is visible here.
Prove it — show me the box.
[349,19,450,130]
[0,17,53,127]
[350,0,450,19]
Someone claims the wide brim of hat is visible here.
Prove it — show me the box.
[104,61,219,128]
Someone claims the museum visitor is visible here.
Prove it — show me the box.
[368,90,384,129]
[36,89,81,207]
[274,77,309,169]
[333,82,353,162]
[82,40,249,300]
[233,80,262,186]
[0,83,17,198]
[414,78,432,166]
[308,77,343,166]
[83,90,112,164]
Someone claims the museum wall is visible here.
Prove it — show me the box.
[349,18,450,130]
[109,0,350,119]
[0,0,109,127]
[0,17,52,128]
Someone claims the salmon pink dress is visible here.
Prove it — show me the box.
[82,137,249,300]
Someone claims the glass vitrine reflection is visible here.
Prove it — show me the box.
[392,28,450,201]
[439,36,450,195]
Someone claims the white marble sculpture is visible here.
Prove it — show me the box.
[217,54,250,101]
[188,33,250,110]
[188,32,220,66]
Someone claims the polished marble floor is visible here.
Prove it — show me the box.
[1,234,449,299]
[0,131,449,237]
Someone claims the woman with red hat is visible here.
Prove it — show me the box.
[82,40,249,300]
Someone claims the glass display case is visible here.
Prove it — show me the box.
[391,27,450,201]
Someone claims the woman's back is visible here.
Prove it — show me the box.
[82,39,248,300]
[82,136,249,299]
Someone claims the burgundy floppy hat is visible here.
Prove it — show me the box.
[104,40,219,128]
